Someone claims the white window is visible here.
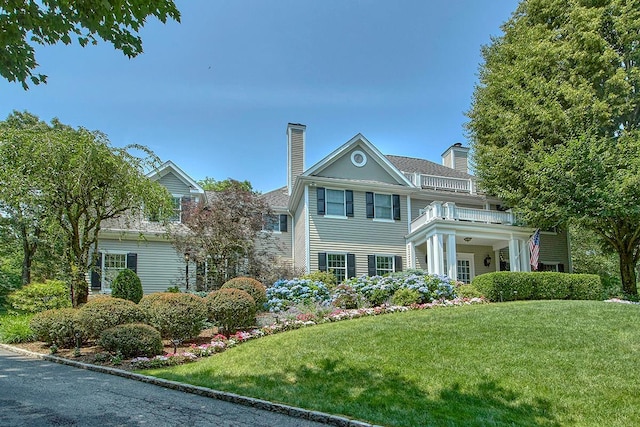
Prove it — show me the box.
[456,253,475,284]
[326,189,345,216]
[376,255,394,275]
[169,196,182,222]
[103,253,126,291]
[327,254,347,282]
[374,194,392,220]
[263,214,280,232]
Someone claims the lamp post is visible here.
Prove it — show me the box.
[184,252,190,291]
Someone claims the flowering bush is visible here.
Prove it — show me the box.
[265,279,331,312]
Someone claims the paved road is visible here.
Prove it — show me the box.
[0,348,331,427]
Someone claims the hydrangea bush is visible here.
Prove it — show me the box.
[265,279,331,312]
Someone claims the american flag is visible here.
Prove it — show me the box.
[529,229,540,270]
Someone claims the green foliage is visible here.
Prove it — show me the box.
[111,269,143,303]
[0,267,21,309]
[98,323,163,358]
[467,0,640,297]
[206,289,256,335]
[75,297,144,339]
[331,284,363,309]
[221,277,267,308]
[472,272,603,302]
[7,280,71,313]
[1,1,180,89]
[391,288,421,306]
[29,308,81,347]
[166,286,181,293]
[139,293,208,342]
[300,270,338,290]
[198,177,253,192]
[0,312,34,343]
[456,284,483,299]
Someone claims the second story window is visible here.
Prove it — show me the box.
[169,196,182,222]
[366,192,401,221]
[317,187,354,217]
[263,214,288,232]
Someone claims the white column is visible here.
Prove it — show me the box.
[432,234,445,275]
[508,238,520,272]
[494,249,500,272]
[446,233,457,280]
[427,236,435,274]
[520,239,531,272]
[406,242,416,269]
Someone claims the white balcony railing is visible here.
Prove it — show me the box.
[404,173,476,194]
[411,201,515,233]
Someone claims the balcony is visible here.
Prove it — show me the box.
[404,173,476,193]
[410,201,515,233]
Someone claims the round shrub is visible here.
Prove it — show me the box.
[222,277,267,308]
[391,288,421,306]
[76,297,144,339]
[139,293,208,342]
[456,284,483,299]
[98,323,163,358]
[30,308,82,348]
[206,288,256,335]
[7,280,71,313]
[111,269,143,303]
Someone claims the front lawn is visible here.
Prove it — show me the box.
[142,300,640,426]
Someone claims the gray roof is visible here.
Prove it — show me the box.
[261,186,290,208]
[385,155,473,179]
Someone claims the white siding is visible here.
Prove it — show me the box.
[294,192,307,272]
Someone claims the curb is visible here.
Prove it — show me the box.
[0,343,379,427]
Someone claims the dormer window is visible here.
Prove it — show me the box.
[169,196,182,222]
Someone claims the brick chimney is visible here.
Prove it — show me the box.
[287,123,306,195]
[441,142,470,174]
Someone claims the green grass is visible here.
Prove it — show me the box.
[144,300,640,426]
[0,311,34,343]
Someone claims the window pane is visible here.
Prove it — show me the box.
[104,254,127,290]
[326,189,345,216]
[375,194,392,219]
[327,254,346,282]
[457,260,471,284]
[169,197,182,222]
[263,214,279,231]
[376,255,394,275]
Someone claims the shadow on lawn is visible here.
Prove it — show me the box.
[173,357,560,427]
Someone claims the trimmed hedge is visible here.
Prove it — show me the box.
[111,269,143,303]
[206,288,256,335]
[30,308,82,347]
[76,297,144,339]
[98,323,163,358]
[472,272,602,302]
[221,277,267,308]
[139,293,208,342]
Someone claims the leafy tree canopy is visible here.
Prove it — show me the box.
[198,177,254,193]
[467,0,640,296]
[1,0,180,89]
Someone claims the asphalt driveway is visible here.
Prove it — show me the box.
[0,347,340,427]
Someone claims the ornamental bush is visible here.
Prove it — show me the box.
[221,277,267,308]
[456,284,483,299]
[111,269,143,303]
[98,323,163,358]
[391,288,421,306]
[30,308,82,347]
[139,293,208,342]
[300,271,338,290]
[332,284,364,309]
[472,272,603,301]
[0,269,22,309]
[265,278,331,312]
[7,280,71,313]
[206,288,256,335]
[76,297,144,339]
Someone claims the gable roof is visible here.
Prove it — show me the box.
[147,160,205,194]
[302,133,414,187]
[386,155,473,180]
[261,186,290,208]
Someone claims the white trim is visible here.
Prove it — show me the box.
[101,251,128,293]
[456,253,475,284]
[147,160,205,194]
[350,150,367,167]
[304,186,310,274]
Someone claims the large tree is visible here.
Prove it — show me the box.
[1,0,180,89]
[467,0,640,296]
[0,111,172,306]
[170,180,278,290]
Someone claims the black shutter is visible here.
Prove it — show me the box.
[347,253,356,278]
[318,253,327,272]
[90,252,102,290]
[558,263,565,273]
[395,255,403,272]
[317,187,325,215]
[366,192,374,218]
[126,253,138,273]
[279,214,288,232]
[367,255,377,276]
[345,190,354,217]
[393,194,401,220]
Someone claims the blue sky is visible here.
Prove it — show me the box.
[1,0,519,193]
